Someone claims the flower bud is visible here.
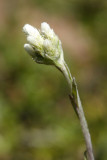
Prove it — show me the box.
[41,22,51,33]
[23,24,40,38]
[23,22,64,66]
[41,22,55,39]
[27,36,37,46]
[24,44,35,57]
[43,39,52,49]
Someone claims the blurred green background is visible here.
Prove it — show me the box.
[0,0,107,159]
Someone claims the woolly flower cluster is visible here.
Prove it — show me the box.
[23,22,64,65]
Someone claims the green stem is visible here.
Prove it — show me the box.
[57,60,94,160]
[57,60,73,90]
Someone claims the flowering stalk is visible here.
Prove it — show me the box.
[23,22,94,160]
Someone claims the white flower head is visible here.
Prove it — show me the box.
[24,44,35,57]
[23,24,40,38]
[43,39,52,52]
[23,22,64,65]
[41,22,51,33]
[41,22,55,39]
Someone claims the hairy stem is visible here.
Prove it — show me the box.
[58,60,94,160]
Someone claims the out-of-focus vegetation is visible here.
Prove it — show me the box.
[0,0,107,159]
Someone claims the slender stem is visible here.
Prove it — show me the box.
[58,60,73,90]
[58,60,94,160]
